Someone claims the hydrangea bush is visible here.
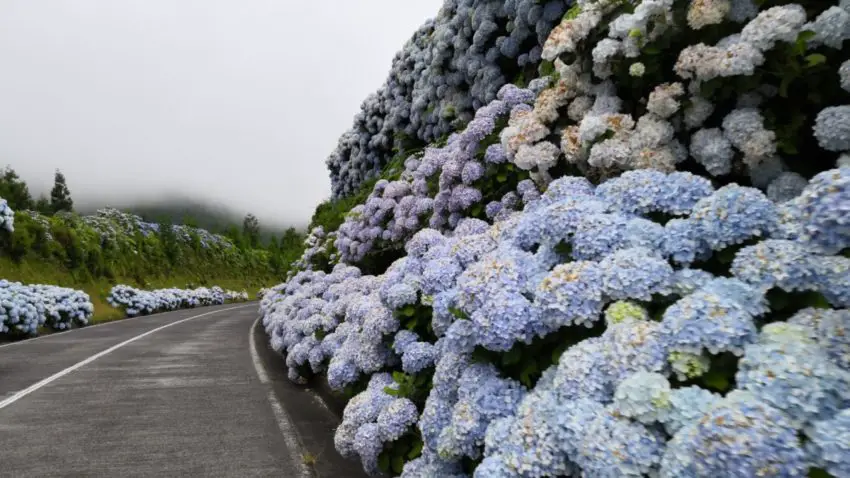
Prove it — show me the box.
[262,0,850,476]
[326,0,574,198]
[107,284,245,317]
[0,197,13,232]
[0,279,94,336]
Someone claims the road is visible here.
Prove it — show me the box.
[0,303,364,478]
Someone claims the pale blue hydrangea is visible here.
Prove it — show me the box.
[662,219,710,265]
[841,59,850,92]
[737,322,850,427]
[603,319,670,383]
[789,307,850,370]
[690,128,734,176]
[438,364,526,460]
[767,172,807,203]
[661,386,722,435]
[661,289,758,356]
[353,423,385,475]
[731,239,818,292]
[576,407,666,477]
[806,408,850,478]
[796,168,850,254]
[659,391,808,478]
[377,398,419,442]
[552,337,613,402]
[669,268,716,296]
[814,106,850,152]
[612,371,672,424]
[598,247,673,301]
[689,184,778,250]
[401,341,437,373]
[805,6,850,49]
[537,261,606,328]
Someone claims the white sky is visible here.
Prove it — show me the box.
[0,0,443,226]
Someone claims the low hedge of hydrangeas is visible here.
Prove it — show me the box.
[108,285,249,317]
[0,279,94,336]
[262,0,850,476]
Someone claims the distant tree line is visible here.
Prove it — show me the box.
[0,167,73,215]
[0,165,307,283]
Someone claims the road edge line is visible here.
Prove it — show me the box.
[250,317,314,478]
[0,304,252,410]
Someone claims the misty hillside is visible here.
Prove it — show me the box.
[82,197,296,240]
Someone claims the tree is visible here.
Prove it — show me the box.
[34,195,51,215]
[242,213,260,248]
[50,170,73,213]
[0,166,33,210]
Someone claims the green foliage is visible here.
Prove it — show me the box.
[473,321,605,388]
[49,169,73,214]
[383,370,434,405]
[0,166,33,210]
[243,213,261,248]
[377,431,424,476]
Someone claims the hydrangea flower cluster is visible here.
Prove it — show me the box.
[334,85,538,263]
[0,279,94,336]
[107,284,232,317]
[261,0,850,475]
[0,197,14,232]
[326,0,572,197]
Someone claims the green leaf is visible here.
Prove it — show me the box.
[392,371,406,383]
[642,45,660,55]
[378,452,391,473]
[496,173,508,183]
[502,348,522,366]
[401,304,416,317]
[384,386,400,397]
[391,455,405,474]
[809,467,834,478]
[796,30,816,43]
[805,53,827,67]
[408,437,424,459]
[703,370,730,392]
[519,361,539,388]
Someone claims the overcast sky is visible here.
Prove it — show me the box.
[0,1,442,227]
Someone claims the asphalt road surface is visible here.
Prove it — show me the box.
[0,303,363,478]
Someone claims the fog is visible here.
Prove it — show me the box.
[0,1,443,227]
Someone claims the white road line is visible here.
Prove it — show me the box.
[0,304,252,411]
[0,302,257,350]
[249,317,313,478]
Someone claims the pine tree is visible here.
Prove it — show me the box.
[50,170,73,213]
[0,166,33,210]
[34,195,51,215]
[242,213,260,248]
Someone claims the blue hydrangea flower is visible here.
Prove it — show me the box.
[731,239,819,292]
[576,407,666,477]
[661,386,722,435]
[612,371,672,424]
[736,322,850,427]
[598,247,673,301]
[536,261,606,328]
[689,184,778,250]
[797,167,850,254]
[806,408,850,478]
[789,307,850,370]
[661,290,758,356]
[659,391,808,478]
[377,398,419,442]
